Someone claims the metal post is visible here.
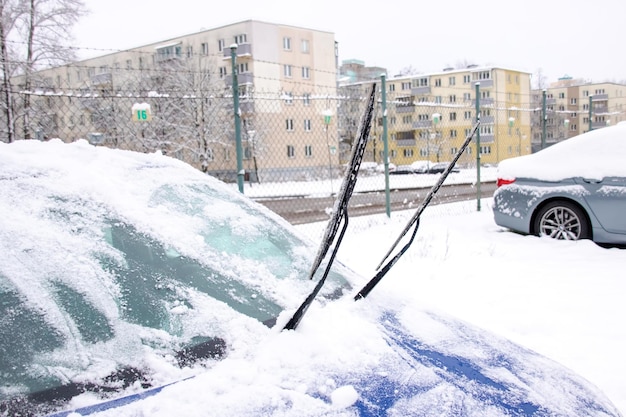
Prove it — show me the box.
[541,89,547,149]
[230,44,244,193]
[475,82,481,212]
[589,96,593,132]
[381,74,391,217]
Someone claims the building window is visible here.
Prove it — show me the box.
[570,98,577,105]
[304,119,312,131]
[401,82,411,90]
[389,84,396,91]
[449,76,456,86]
[283,37,291,50]
[463,92,471,101]
[403,149,414,158]
[304,145,313,157]
[402,115,412,124]
[283,92,293,105]
[449,95,456,103]
[284,64,292,77]
[450,112,457,121]
[234,34,247,44]
[302,66,310,79]
[419,148,428,157]
[463,74,471,83]
[201,43,209,55]
[450,130,457,138]
[218,39,225,51]
[434,78,441,87]
[303,93,311,106]
[238,62,249,73]
[287,145,295,158]
[224,149,231,161]
[301,39,310,53]
[219,67,227,78]
[558,92,565,99]
[464,111,472,120]
[286,119,294,131]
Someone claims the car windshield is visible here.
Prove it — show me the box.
[0,140,353,414]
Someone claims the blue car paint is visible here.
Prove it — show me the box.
[46,311,620,417]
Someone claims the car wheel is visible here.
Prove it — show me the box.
[533,201,591,241]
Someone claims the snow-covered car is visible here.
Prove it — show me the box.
[0,139,621,417]
[493,122,626,244]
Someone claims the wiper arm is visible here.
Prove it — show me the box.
[354,121,481,300]
[283,84,377,331]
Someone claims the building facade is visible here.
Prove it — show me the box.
[531,77,626,151]
[10,20,340,183]
[340,66,533,168]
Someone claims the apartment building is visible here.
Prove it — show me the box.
[339,65,532,167]
[10,20,339,182]
[531,76,626,151]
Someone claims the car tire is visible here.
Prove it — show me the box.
[533,200,591,241]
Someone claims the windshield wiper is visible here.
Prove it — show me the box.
[283,84,377,331]
[354,121,481,300]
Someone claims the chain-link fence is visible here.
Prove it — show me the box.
[2,61,529,224]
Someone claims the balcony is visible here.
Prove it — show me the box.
[472,97,494,106]
[395,104,415,113]
[411,86,430,95]
[223,43,253,59]
[412,120,431,129]
[397,139,416,147]
[591,94,609,101]
[224,72,254,87]
[473,79,493,88]
[480,115,494,124]
[90,72,112,86]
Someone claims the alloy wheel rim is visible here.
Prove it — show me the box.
[539,206,581,240]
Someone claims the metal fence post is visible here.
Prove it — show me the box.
[541,89,547,149]
[475,82,481,212]
[589,95,593,132]
[230,44,244,193]
[381,74,391,218]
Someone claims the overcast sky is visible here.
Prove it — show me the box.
[72,0,625,85]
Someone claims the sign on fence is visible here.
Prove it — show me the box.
[132,103,152,122]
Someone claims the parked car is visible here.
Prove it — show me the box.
[0,139,620,417]
[427,162,461,174]
[493,122,626,244]
[388,164,415,175]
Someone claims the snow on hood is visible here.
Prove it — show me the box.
[497,121,626,182]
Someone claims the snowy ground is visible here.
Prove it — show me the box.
[295,199,626,415]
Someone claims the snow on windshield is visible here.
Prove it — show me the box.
[497,121,626,181]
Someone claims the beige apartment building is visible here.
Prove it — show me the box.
[10,20,339,183]
[531,76,626,150]
[339,65,532,167]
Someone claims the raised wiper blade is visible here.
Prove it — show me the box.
[354,121,481,301]
[283,84,377,331]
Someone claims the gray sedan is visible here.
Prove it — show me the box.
[493,122,626,244]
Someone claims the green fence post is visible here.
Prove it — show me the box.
[381,74,391,218]
[475,82,481,212]
[541,89,547,149]
[230,44,244,193]
[589,96,593,132]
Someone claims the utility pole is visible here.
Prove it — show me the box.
[230,44,244,193]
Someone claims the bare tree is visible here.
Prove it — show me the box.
[0,0,23,142]
[533,68,548,90]
[15,0,85,138]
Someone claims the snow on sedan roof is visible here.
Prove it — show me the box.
[497,121,626,181]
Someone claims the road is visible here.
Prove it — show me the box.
[256,181,497,224]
